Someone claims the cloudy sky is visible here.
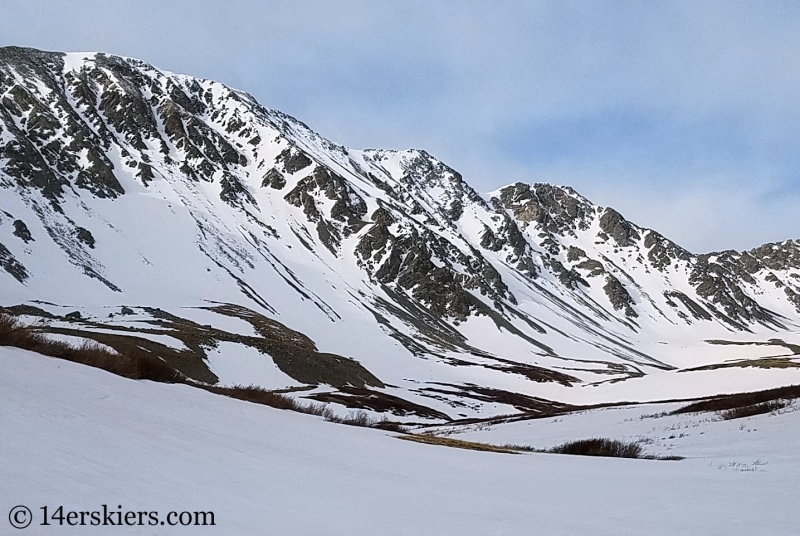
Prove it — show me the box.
[3,1,799,252]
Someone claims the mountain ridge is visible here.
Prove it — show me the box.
[2,46,800,420]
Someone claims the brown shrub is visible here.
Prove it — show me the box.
[499,443,539,452]
[1,314,407,430]
[398,434,525,453]
[0,314,181,383]
[200,384,298,410]
[371,417,408,433]
[719,401,787,420]
[549,438,643,458]
[673,385,800,414]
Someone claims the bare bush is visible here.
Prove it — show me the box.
[719,401,787,420]
[201,384,298,410]
[499,443,539,452]
[1,314,407,431]
[371,417,408,433]
[0,314,181,383]
[319,407,407,431]
[673,385,800,414]
[549,438,643,458]
[342,410,371,427]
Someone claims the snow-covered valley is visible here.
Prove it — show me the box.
[2,347,798,535]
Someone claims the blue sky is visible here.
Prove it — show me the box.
[3,0,799,252]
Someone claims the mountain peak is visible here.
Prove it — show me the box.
[2,47,799,418]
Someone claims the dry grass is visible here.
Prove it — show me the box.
[398,433,683,460]
[682,357,800,371]
[1,314,410,431]
[323,408,407,432]
[199,383,407,431]
[0,314,181,382]
[397,434,527,454]
[200,384,300,410]
[673,385,800,415]
[719,401,788,420]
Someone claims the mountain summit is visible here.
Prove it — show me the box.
[2,47,799,419]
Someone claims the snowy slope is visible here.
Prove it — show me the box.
[2,347,799,536]
[2,46,800,419]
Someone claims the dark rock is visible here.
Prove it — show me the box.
[219,172,256,208]
[12,220,33,242]
[644,230,690,270]
[276,146,312,174]
[599,208,640,247]
[551,260,588,289]
[574,259,605,277]
[750,240,800,271]
[284,165,368,252]
[0,241,28,282]
[495,183,593,237]
[603,275,637,317]
[75,227,95,248]
[566,246,586,262]
[663,291,712,321]
[261,167,285,189]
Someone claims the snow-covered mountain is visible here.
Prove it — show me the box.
[2,46,799,420]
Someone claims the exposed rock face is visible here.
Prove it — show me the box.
[603,275,637,318]
[751,240,800,271]
[276,146,312,175]
[598,208,640,247]
[0,241,28,282]
[261,167,285,190]
[644,230,690,270]
[494,183,594,239]
[749,240,800,313]
[12,220,33,242]
[75,227,95,249]
[284,165,368,252]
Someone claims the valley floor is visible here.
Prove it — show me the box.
[1,346,798,535]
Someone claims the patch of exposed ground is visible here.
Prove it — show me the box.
[305,386,451,420]
[417,382,575,416]
[1,303,383,389]
[705,338,800,354]
[397,434,526,454]
[201,304,383,388]
[680,357,800,372]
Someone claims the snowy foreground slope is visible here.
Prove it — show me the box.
[2,46,800,418]
[2,347,799,536]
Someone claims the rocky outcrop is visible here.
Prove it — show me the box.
[602,275,637,318]
[0,241,28,282]
[494,183,594,239]
[12,220,33,242]
[598,208,640,247]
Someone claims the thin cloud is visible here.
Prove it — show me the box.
[1,0,798,251]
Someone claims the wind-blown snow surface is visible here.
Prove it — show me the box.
[2,47,800,418]
[2,347,798,536]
